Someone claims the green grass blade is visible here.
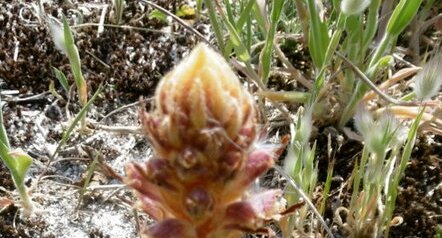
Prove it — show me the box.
[0,141,33,213]
[323,13,346,67]
[112,0,125,24]
[218,7,251,63]
[261,0,284,84]
[0,98,10,149]
[76,150,99,210]
[235,0,255,30]
[362,0,381,50]
[223,0,255,60]
[62,16,85,90]
[52,67,69,94]
[223,0,235,25]
[251,1,268,35]
[320,160,334,214]
[52,85,104,158]
[386,0,423,36]
[205,0,225,55]
[306,0,330,68]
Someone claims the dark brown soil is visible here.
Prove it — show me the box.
[0,0,200,101]
[390,136,442,237]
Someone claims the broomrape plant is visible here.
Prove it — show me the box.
[125,43,288,237]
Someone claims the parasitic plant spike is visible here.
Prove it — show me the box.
[126,43,286,238]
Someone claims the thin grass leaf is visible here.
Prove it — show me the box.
[62,16,85,91]
[323,13,346,67]
[223,0,255,61]
[246,13,252,51]
[52,85,104,158]
[76,150,99,210]
[49,80,65,101]
[235,0,255,30]
[223,0,235,25]
[386,0,423,36]
[261,0,284,84]
[218,9,251,63]
[275,165,335,238]
[368,0,422,68]
[320,161,334,214]
[52,67,69,94]
[251,1,268,35]
[362,0,381,50]
[0,98,10,149]
[205,0,225,55]
[306,0,330,68]
[305,142,317,188]
[294,0,309,42]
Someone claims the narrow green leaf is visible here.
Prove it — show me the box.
[223,16,251,63]
[52,85,104,158]
[112,0,125,24]
[261,0,284,83]
[223,0,235,25]
[251,1,268,35]
[362,0,381,49]
[0,98,10,149]
[76,150,99,210]
[320,161,334,214]
[62,16,74,47]
[62,16,85,90]
[258,90,310,103]
[235,0,255,30]
[386,0,423,36]
[220,0,255,60]
[205,0,225,56]
[52,67,69,93]
[306,0,330,68]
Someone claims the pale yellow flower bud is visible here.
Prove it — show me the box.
[142,43,256,170]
